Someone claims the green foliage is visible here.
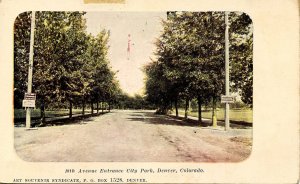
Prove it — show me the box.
[229,12,253,105]
[14,12,32,108]
[14,11,122,116]
[144,60,172,111]
[115,94,153,110]
[32,12,88,105]
[145,11,253,116]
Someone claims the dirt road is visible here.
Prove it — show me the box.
[14,110,252,162]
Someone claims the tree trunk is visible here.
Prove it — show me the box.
[184,98,189,119]
[101,102,104,113]
[212,97,217,126]
[175,98,178,117]
[108,102,111,112]
[91,102,94,114]
[197,96,202,124]
[97,101,99,114]
[82,97,85,115]
[69,100,72,119]
[212,97,215,120]
[40,98,45,125]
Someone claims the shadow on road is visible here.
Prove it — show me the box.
[14,112,109,127]
[127,111,202,127]
[127,111,251,129]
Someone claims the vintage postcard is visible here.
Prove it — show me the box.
[0,0,299,183]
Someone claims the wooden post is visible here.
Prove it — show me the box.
[225,11,230,131]
[25,11,36,129]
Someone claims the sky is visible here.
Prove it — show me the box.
[84,12,166,96]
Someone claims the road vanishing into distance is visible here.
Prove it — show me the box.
[14,110,252,162]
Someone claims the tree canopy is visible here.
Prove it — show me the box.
[144,11,253,122]
[14,11,121,122]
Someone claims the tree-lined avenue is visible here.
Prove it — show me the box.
[15,110,252,162]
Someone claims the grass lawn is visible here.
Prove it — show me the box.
[14,108,92,119]
[177,108,253,123]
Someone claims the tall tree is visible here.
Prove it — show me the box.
[150,12,226,123]
[146,11,253,125]
[144,60,172,114]
[229,12,253,105]
[33,12,88,121]
[14,12,31,108]
[14,11,121,125]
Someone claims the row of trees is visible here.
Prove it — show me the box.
[144,12,253,123]
[14,12,121,123]
[114,93,156,110]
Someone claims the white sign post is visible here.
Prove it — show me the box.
[22,99,36,108]
[24,93,36,100]
[23,93,36,108]
[221,95,235,104]
[25,11,36,130]
[224,11,230,131]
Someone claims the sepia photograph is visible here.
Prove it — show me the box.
[14,11,253,162]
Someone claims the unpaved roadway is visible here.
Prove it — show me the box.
[14,110,252,162]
